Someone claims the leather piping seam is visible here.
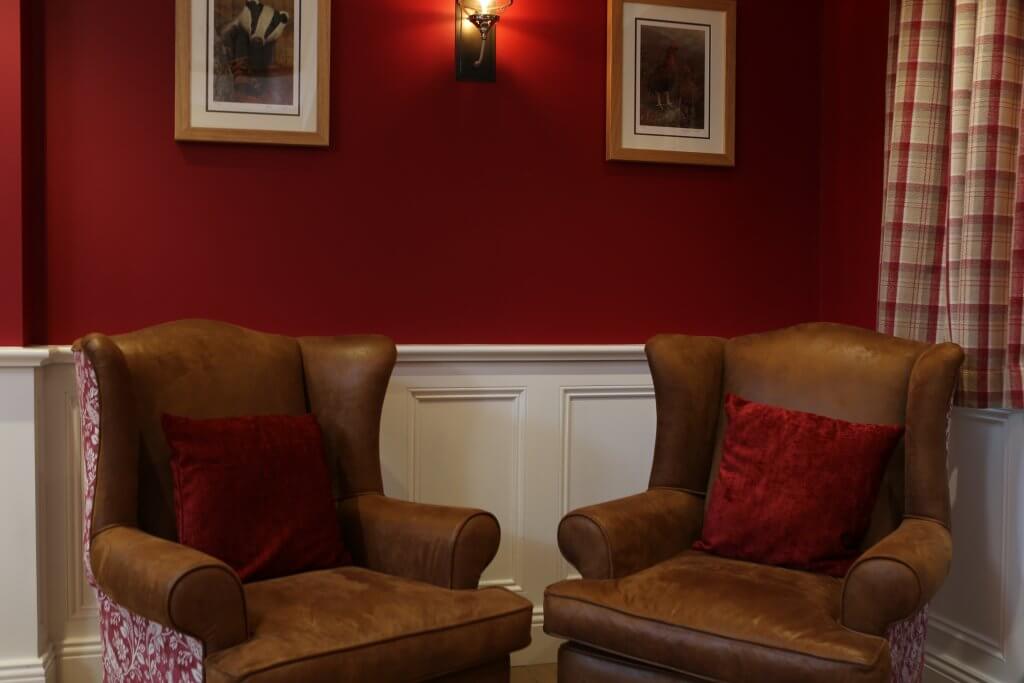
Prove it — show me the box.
[563,642,722,682]
[649,486,706,498]
[903,513,950,531]
[545,593,886,671]
[168,563,250,645]
[339,491,386,501]
[89,521,132,544]
[448,510,500,589]
[560,513,615,579]
[839,518,949,632]
[206,602,533,681]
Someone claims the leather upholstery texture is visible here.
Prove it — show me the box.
[339,494,502,590]
[557,488,704,581]
[73,319,532,679]
[547,323,964,682]
[546,551,888,682]
[205,567,531,682]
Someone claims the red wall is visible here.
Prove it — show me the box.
[33,0,826,344]
[818,0,890,329]
[0,0,23,346]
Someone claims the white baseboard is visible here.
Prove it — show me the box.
[0,650,54,683]
[926,652,1002,683]
[52,639,101,683]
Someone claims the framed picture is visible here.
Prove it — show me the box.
[175,0,330,146]
[607,0,735,166]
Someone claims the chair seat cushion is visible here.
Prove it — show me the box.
[544,551,891,683]
[205,567,532,683]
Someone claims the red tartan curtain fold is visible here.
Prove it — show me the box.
[879,0,1024,408]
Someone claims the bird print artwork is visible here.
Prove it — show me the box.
[649,45,680,111]
[638,22,707,132]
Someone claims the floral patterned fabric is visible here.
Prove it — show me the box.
[75,351,206,683]
[887,608,928,683]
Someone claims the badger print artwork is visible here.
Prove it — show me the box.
[608,0,734,166]
[175,0,330,146]
[213,0,297,112]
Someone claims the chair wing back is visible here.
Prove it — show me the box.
[647,323,963,545]
[646,334,726,496]
[76,320,308,542]
[299,336,397,499]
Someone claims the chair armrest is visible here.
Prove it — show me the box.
[841,518,952,635]
[91,526,249,653]
[338,494,500,589]
[557,488,704,580]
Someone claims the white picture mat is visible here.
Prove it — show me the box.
[621,2,726,155]
[190,0,319,132]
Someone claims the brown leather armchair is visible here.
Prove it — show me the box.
[544,324,963,683]
[73,320,532,683]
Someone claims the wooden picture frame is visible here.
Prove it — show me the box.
[607,0,735,166]
[175,0,331,147]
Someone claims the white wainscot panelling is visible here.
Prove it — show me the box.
[40,361,101,683]
[924,409,1024,683]
[409,387,526,592]
[561,386,656,580]
[16,346,1024,681]
[0,352,55,683]
[379,353,655,665]
[562,386,655,512]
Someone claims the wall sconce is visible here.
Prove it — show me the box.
[456,0,514,82]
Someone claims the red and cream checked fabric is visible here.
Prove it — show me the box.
[880,0,1024,408]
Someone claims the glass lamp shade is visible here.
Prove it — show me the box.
[460,0,514,18]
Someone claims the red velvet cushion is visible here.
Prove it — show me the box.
[693,394,903,577]
[162,413,349,582]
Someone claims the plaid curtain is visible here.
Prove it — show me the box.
[879,0,1024,408]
